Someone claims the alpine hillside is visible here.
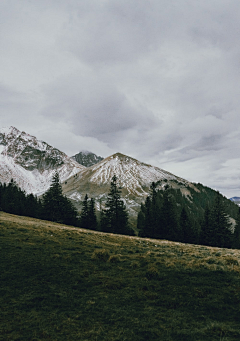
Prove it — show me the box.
[71,151,103,167]
[62,152,198,216]
[0,126,85,194]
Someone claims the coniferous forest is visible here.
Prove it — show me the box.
[0,173,133,235]
[137,181,240,249]
[1,175,240,249]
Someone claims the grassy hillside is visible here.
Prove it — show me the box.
[1,212,240,341]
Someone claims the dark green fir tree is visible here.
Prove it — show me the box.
[158,189,180,241]
[80,194,89,228]
[42,172,78,225]
[100,175,132,235]
[88,198,98,230]
[80,195,98,230]
[208,192,232,248]
[180,207,195,244]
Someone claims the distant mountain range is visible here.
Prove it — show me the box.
[0,126,238,225]
[230,197,240,206]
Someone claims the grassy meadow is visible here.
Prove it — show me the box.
[1,211,240,340]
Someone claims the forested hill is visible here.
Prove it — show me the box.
[137,181,240,249]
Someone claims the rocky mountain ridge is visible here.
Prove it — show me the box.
[0,126,85,194]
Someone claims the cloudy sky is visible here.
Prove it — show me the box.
[1,0,240,198]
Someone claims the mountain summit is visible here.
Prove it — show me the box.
[62,152,194,216]
[71,151,103,167]
[0,126,85,194]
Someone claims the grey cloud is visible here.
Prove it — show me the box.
[40,72,160,143]
[2,0,240,198]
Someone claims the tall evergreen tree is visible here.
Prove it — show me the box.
[42,172,78,225]
[208,192,232,248]
[200,205,211,245]
[42,172,64,222]
[80,194,89,228]
[100,175,132,235]
[180,207,195,243]
[159,190,180,241]
[88,198,98,230]
[79,195,98,230]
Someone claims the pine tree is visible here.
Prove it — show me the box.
[88,198,98,230]
[200,205,211,245]
[80,194,89,228]
[100,175,132,235]
[42,172,78,225]
[208,192,232,248]
[158,190,180,241]
[139,196,152,237]
[79,195,98,230]
[180,207,194,243]
[42,172,64,222]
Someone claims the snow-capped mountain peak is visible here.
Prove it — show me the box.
[0,126,85,194]
[62,152,191,216]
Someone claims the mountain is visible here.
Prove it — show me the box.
[1,127,238,230]
[71,151,103,167]
[230,197,240,206]
[62,152,197,217]
[0,126,85,194]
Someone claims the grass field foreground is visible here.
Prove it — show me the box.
[1,212,240,340]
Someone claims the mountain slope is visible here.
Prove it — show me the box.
[62,152,197,216]
[72,151,103,167]
[0,126,85,194]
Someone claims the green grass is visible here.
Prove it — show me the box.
[1,212,240,340]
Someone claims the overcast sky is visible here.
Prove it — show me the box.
[1,0,240,198]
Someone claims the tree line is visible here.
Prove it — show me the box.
[0,174,79,226]
[1,174,240,249]
[0,173,133,235]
